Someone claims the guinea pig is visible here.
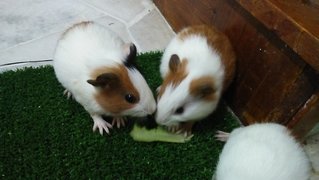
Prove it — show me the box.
[155,25,236,134]
[214,123,311,180]
[53,21,156,135]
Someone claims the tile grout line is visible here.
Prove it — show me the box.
[77,0,128,26]
[0,62,53,73]
[77,0,151,51]
[153,5,176,35]
[126,7,157,52]
[0,30,64,54]
[125,0,157,51]
[0,0,113,54]
[1,0,163,65]
[126,3,155,27]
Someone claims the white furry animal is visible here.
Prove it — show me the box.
[215,123,311,180]
[155,25,236,134]
[53,21,156,135]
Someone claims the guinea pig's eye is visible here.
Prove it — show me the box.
[175,106,184,114]
[125,93,137,104]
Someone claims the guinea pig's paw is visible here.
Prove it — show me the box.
[177,129,193,137]
[167,125,180,133]
[176,122,194,137]
[112,117,126,128]
[215,130,230,142]
[167,124,193,137]
[91,115,113,135]
[63,89,73,100]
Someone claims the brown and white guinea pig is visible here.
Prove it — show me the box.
[155,25,236,134]
[53,21,156,135]
[214,123,311,180]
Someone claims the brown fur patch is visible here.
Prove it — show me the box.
[158,58,188,98]
[179,25,236,92]
[189,76,216,101]
[89,65,140,115]
[61,21,93,39]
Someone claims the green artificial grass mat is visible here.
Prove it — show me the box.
[0,52,239,179]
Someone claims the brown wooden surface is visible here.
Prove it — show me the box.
[237,0,319,72]
[154,0,319,137]
[289,90,319,140]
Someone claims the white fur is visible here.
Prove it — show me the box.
[53,22,156,118]
[156,28,224,125]
[215,123,311,180]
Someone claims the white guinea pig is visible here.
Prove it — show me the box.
[155,25,236,134]
[215,123,311,180]
[53,21,156,135]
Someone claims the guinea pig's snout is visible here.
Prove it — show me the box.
[142,99,156,115]
[155,111,168,125]
[149,101,157,114]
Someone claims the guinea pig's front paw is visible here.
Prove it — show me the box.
[178,122,194,137]
[214,130,230,142]
[63,89,73,99]
[167,122,194,137]
[91,115,113,135]
[111,117,126,128]
[167,125,180,133]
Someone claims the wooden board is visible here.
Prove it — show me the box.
[237,0,319,72]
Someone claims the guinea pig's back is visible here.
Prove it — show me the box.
[182,25,235,91]
[54,21,124,70]
[54,22,125,87]
[216,123,310,180]
[53,22,127,111]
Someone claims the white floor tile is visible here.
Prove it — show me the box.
[0,32,61,65]
[129,9,174,52]
[0,0,175,69]
[94,16,132,43]
[0,0,104,51]
[0,15,130,66]
[81,0,150,23]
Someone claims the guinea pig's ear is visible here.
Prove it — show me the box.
[190,78,216,100]
[169,54,180,73]
[87,73,119,89]
[123,43,137,68]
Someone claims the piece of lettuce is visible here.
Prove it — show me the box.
[130,124,193,143]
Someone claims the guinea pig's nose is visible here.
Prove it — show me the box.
[135,113,157,129]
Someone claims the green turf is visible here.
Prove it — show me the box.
[0,52,239,179]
